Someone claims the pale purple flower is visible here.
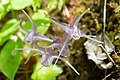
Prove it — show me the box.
[41,48,57,66]
[47,34,70,56]
[34,43,57,66]
[34,33,70,66]
[45,34,70,64]
[51,8,90,40]
[50,8,103,44]
[34,43,80,75]
[19,10,53,44]
[34,34,70,66]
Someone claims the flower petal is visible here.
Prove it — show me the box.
[41,54,55,66]
[32,22,37,33]
[54,37,69,64]
[24,31,34,44]
[51,18,70,34]
[35,34,53,42]
[70,8,90,28]
[70,27,81,40]
[104,34,114,52]
[60,45,70,56]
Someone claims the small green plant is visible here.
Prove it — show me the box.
[31,62,63,80]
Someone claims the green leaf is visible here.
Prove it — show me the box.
[23,10,50,34]
[31,62,63,80]
[115,34,120,40]
[32,10,51,34]
[0,19,20,45]
[32,0,41,11]
[47,0,65,11]
[10,0,32,10]
[0,2,12,20]
[115,6,120,13]
[58,0,66,10]
[0,38,23,80]
[0,3,6,20]
[32,10,48,20]
[1,0,9,5]
[47,0,57,11]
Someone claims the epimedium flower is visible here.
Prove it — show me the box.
[33,42,57,66]
[16,44,69,69]
[50,8,103,44]
[41,50,80,75]
[51,8,90,40]
[49,8,103,64]
[34,34,70,65]
[39,47,58,66]
[17,9,80,74]
[34,43,80,75]
[47,34,70,56]
[48,8,92,64]
[45,34,70,64]
[19,10,53,44]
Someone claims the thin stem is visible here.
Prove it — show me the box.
[53,56,80,75]
[24,52,33,64]
[81,35,103,44]
[37,65,44,71]
[60,57,80,75]
[11,10,16,18]
[19,19,27,34]
[22,10,33,23]
[114,51,120,61]
[16,70,32,74]
[54,38,69,65]
[9,1,16,18]
[14,48,45,55]
[74,8,90,26]
[33,53,40,56]
[103,0,107,33]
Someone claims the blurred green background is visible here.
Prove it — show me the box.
[0,0,120,80]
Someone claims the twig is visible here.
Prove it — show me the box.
[102,71,115,80]
[99,45,116,66]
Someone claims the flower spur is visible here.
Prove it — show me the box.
[19,10,53,44]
